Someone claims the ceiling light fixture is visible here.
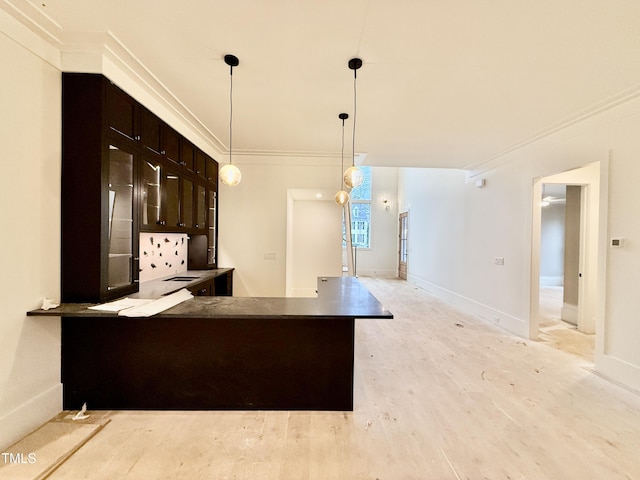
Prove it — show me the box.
[219,54,242,186]
[335,113,350,206]
[343,57,364,189]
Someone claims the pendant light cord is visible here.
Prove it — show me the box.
[352,70,357,168]
[229,65,234,166]
[341,118,346,190]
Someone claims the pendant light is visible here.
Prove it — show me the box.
[219,54,242,186]
[335,113,350,206]
[343,57,364,189]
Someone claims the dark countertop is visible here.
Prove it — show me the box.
[131,268,234,298]
[27,276,393,320]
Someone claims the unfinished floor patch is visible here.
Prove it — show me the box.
[0,412,110,479]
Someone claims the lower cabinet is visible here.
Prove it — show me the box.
[187,270,233,297]
[189,279,213,296]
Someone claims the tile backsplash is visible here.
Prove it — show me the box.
[139,232,188,283]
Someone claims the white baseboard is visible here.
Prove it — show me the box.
[407,275,529,338]
[595,352,640,395]
[0,383,62,450]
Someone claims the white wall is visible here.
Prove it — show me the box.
[286,195,342,297]
[0,13,63,449]
[354,167,399,277]
[398,93,640,392]
[540,202,565,286]
[218,159,399,296]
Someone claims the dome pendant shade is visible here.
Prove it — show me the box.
[219,163,241,186]
[335,190,350,206]
[343,165,364,189]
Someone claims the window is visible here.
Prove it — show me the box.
[343,166,372,249]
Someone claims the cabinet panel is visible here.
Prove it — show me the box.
[195,150,207,179]
[107,144,136,291]
[206,156,218,184]
[140,157,162,228]
[106,82,138,142]
[189,279,213,296]
[195,184,206,230]
[164,167,180,228]
[163,125,180,164]
[207,189,217,266]
[141,109,163,155]
[182,178,194,228]
[180,139,195,172]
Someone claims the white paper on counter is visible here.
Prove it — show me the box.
[118,289,193,317]
[89,298,154,312]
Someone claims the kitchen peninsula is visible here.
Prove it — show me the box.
[29,276,393,411]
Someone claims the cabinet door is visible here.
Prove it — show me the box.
[195,150,207,179]
[196,183,206,230]
[163,125,180,165]
[106,82,138,143]
[106,142,138,294]
[206,156,218,184]
[180,139,195,172]
[181,177,194,228]
[141,109,163,155]
[140,157,162,228]
[164,166,181,228]
[207,189,217,266]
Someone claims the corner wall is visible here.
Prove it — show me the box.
[0,14,63,448]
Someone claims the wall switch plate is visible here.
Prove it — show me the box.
[494,257,505,265]
[264,252,277,260]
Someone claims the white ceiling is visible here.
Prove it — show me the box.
[5,0,640,169]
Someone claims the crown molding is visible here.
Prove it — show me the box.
[0,0,60,67]
[465,82,640,178]
[61,30,227,157]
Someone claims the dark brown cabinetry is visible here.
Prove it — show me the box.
[62,74,140,302]
[62,73,220,302]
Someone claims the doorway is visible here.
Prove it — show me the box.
[285,189,343,297]
[398,212,408,279]
[530,163,600,361]
[538,184,594,360]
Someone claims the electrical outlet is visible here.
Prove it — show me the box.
[494,257,505,265]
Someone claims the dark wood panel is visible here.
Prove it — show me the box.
[62,316,354,410]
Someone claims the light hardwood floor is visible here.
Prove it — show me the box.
[538,286,595,361]
[10,278,640,479]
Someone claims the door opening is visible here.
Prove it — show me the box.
[531,164,600,361]
[398,212,408,280]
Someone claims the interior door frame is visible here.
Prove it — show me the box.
[529,161,604,340]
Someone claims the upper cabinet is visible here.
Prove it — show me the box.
[62,74,139,302]
[62,73,219,302]
[105,84,139,144]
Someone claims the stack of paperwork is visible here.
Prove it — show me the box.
[88,289,193,317]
